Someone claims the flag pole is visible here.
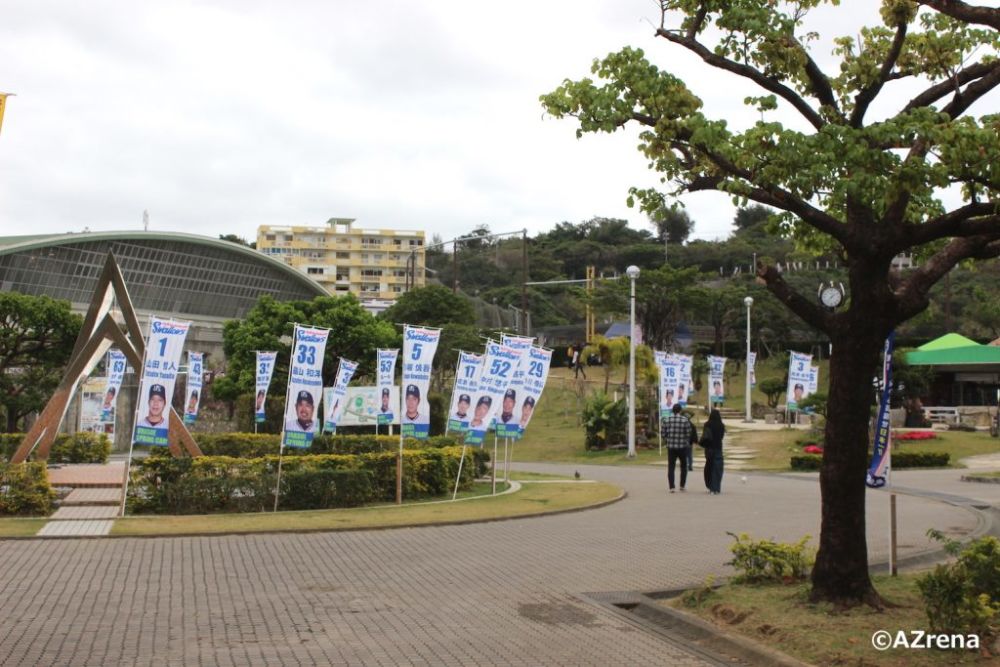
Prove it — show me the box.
[121,315,153,517]
[491,431,498,495]
[274,324,299,513]
[452,444,468,500]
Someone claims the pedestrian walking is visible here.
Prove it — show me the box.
[661,403,697,492]
[572,342,587,379]
[700,408,726,494]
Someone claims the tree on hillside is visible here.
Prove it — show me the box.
[649,205,695,247]
[542,1,1000,606]
[379,285,475,328]
[692,283,746,355]
[0,293,82,432]
[219,234,256,249]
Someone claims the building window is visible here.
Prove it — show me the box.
[307,267,324,275]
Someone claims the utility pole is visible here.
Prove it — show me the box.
[521,229,528,335]
[453,239,459,294]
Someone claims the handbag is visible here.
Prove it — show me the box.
[699,424,713,448]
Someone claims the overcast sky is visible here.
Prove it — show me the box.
[0,1,962,245]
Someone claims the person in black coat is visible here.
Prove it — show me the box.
[701,409,726,494]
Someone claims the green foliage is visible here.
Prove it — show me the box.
[681,575,717,608]
[127,447,475,514]
[727,532,814,584]
[797,392,828,417]
[790,450,949,471]
[0,432,111,464]
[582,392,627,450]
[0,292,82,431]
[918,533,1000,643]
[379,285,475,327]
[758,378,786,409]
[0,462,55,516]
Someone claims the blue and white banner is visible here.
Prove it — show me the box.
[338,386,400,426]
[497,335,534,438]
[809,365,819,395]
[678,354,693,403]
[708,356,726,404]
[401,325,441,440]
[282,325,330,448]
[656,352,680,418]
[867,333,895,488]
[447,351,483,434]
[376,348,399,426]
[255,351,278,423]
[183,352,204,424]
[465,340,524,447]
[786,351,813,411]
[748,352,757,387]
[133,316,192,446]
[515,346,552,439]
[322,358,358,434]
[101,349,127,423]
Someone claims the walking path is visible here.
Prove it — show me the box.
[36,463,123,537]
[0,461,988,666]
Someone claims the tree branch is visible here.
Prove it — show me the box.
[851,22,908,127]
[896,233,1000,319]
[903,203,1000,246]
[655,28,827,130]
[756,263,834,334]
[939,62,1000,119]
[918,0,1000,30]
[902,61,999,113]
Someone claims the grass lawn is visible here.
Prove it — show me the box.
[110,478,622,537]
[898,430,1000,468]
[0,518,48,538]
[667,574,992,666]
[965,471,1000,479]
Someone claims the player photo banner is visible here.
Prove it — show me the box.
[497,335,534,438]
[376,349,399,426]
[448,351,483,434]
[515,346,552,439]
[255,351,277,424]
[866,333,895,488]
[678,354,693,404]
[786,351,814,411]
[708,356,727,404]
[133,316,192,446]
[401,325,441,440]
[102,349,127,423]
[183,352,204,425]
[656,352,680,418]
[464,341,523,447]
[748,352,757,387]
[322,358,358,434]
[282,325,330,449]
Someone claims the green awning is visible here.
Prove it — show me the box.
[906,345,1000,366]
[917,333,982,351]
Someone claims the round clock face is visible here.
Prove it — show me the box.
[820,286,842,308]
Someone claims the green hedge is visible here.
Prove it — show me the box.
[1,432,112,464]
[790,451,951,471]
[127,446,476,514]
[0,462,55,515]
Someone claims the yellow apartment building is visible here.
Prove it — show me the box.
[256,218,425,304]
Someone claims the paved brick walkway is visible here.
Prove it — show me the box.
[0,464,984,666]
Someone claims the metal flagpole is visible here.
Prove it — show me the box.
[397,383,404,505]
[657,387,662,456]
[491,431,498,495]
[274,324,298,513]
[121,315,153,517]
[452,445,467,500]
[503,436,509,481]
[506,436,513,483]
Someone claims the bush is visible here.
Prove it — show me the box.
[1,432,112,464]
[758,378,785,409]
[0,462,55,515]
[918,532,999,645]
[790,450,950,471]
[582,392,627,450]
[189,432,459,457]
[126,446,476,514]
[727,532,813,583]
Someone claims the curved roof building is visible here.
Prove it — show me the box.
[0,231,326,320]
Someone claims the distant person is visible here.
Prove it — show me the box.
[402,384,424,424]
[138,384,168,429]
[284,390,316,433]
[572,343,586,379]
[701,408,727,495]
[500,389,516,423]
[518,396,535,429]
[470,395,492,428]
[661,403,697,493]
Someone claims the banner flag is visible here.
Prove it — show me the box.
[376,349,399,426]
[655,351,680,417]
[254,351,278,423]
[282,325,330,448]
[786,351,814,411]
[322,358,359,434]
[497,334,535,437]
[708,356,727,404]
[809,365,819,395]
[447,351,483,434]
[102,349,127,423]
[133,316,192,446]
[678,354,693,403]
[336,386,400,426]
[464,340,524,447]
[401,325,441,440]
[183,352,204,424]
[748,352,757,387]
[515,346,552,439]
[867,333,896,488]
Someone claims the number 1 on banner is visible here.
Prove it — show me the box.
[157,338,167,356]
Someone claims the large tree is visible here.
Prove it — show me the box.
[542,0,1000,605]
[0,293,82,432]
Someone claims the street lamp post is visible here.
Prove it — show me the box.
[626,265,640,458]
[744,296,754,423]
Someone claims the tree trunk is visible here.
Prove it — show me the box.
[810,329,885,606]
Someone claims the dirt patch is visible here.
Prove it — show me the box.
[711,603,751,625]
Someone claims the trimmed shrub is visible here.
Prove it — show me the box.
[0,432,111,464]
[918,533,999,645]
[583,392,627,450]
[790,451,950,471]
[727,532,813,583]
[0,462,55,515]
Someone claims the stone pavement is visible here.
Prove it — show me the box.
[0,463,986,666]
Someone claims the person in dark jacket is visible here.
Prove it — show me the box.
[701,409,726,494]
